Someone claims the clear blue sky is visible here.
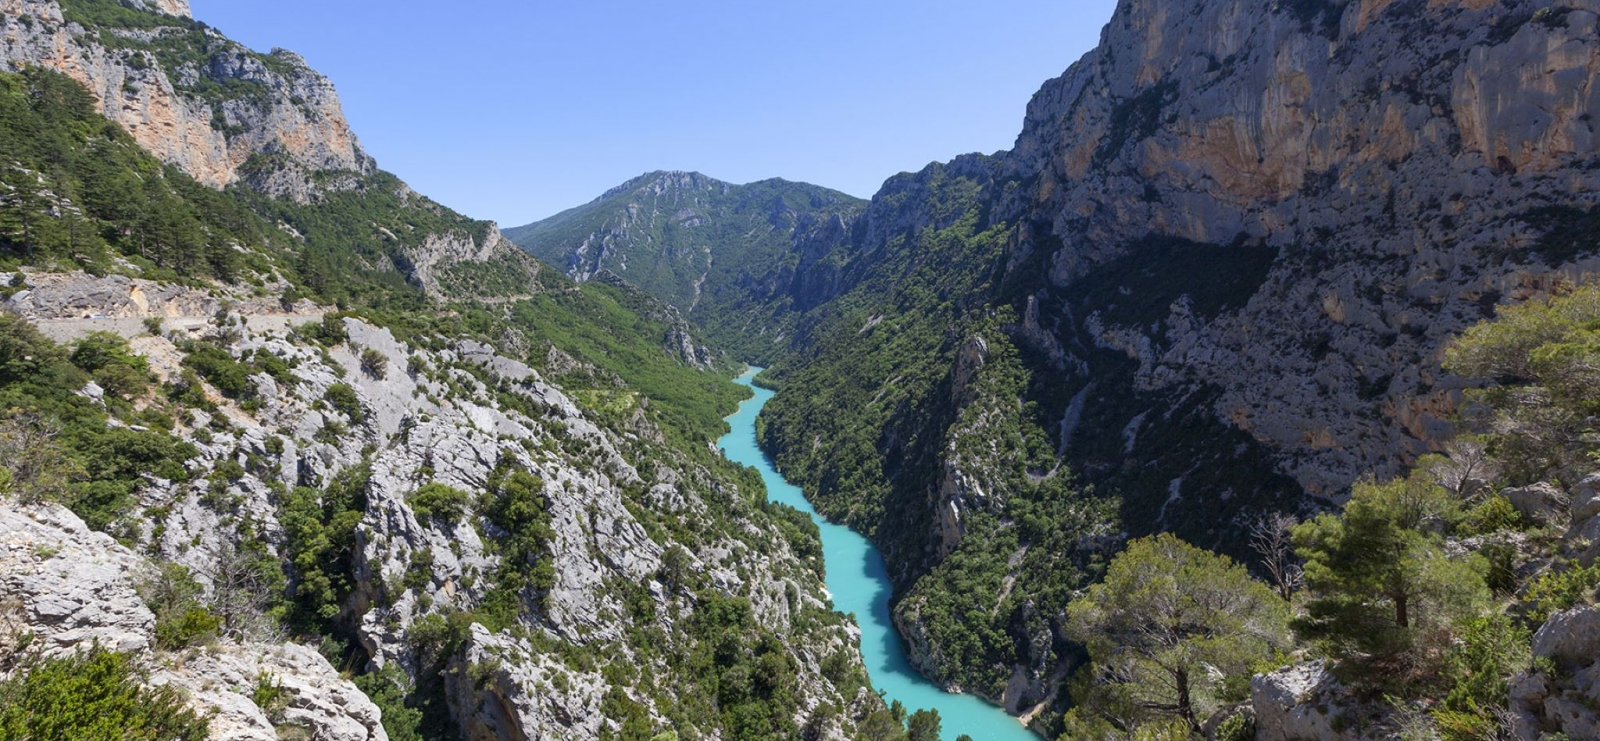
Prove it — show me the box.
[189,1,1118,226]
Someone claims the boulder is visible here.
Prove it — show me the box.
[1504,483,1568,525]
[1533,606,1600,671]
[1254,662,1348,741]
[1572,474,1600,523]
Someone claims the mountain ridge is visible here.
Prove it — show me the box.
[506,169,868,362]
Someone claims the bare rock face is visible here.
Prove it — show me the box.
[1510,606,1600,740]
[124,0,190,18]
[998,0,1600,499]
[446,624,609,741]
[0,0,374,189]
[0,500,388,741]
[1252,661,1391,741]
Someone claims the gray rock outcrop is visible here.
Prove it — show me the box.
[1510,606,1600,741]
[1252,661,1390,741]
[0,500,388,741]
[0,0,374,189]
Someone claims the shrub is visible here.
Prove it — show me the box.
[323,383,364,425]
[407,482,472,527]
[71,332,152,399]
[1523,564,1600,626]
[0,643,210,741]
[179,341,254,399]
[139,562,220,650]
[251,673,285,718]
[359,348,388,380]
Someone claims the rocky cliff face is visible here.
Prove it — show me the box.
[0,501,390,741]
[0,0,373,190]
[1,274,869,739]
[997,0,1600,498]
[744,0,1600,724]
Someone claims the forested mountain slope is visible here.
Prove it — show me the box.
[0,2,888,740]
[506,171,865,362]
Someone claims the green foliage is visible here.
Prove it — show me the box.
[1522,563,1600,626]
[1445,285,1600,485]
[906,709,942,741]
[251,673,285,716]
[1214,713,1255,741]
[323,383,365,425]
[1066,533,1291,733]
[0,68,266,280]
[478,462,554,631]
[179,341,256,399]
[139,562,220,650]
[352,666,425,741]
[0,643,210,741]
[1293,476,1491,684]
[359,347,389,379]
[1430,614,1529,740]
[71,332,152,399]
[232,167,484,313]
[1460,495,1525,536]
[682,592,801,741]
[407,482,473,527]
[505,278,748,447]
[278,465,370,632]
[506,173,867,364]
[0,314,194,529]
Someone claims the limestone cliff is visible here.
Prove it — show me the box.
[0,0,373,191]
[751,0,1600,723]
[1000,0,1600,497]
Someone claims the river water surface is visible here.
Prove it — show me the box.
[718,368,1042,741]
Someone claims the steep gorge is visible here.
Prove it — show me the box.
[521,0,1600,730]
[0,2,885,740]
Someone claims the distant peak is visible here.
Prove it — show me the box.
[124,0,192,19]
[598,170,723,201]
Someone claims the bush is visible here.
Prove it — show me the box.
[407,482,472,527]
[0,643,211,740]
[139,562,220,649]
[359,348,388,380]
[179,341,254,399]
[1460,495,1524,536]
[70,332,151,399]
[1523,564,1600,626]
[323,383,364,425]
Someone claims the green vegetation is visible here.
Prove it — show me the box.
[1064,534,1291,736]
[477,461,555,631]
[0,642,210,741]
[0,45,865,741]
[506,173,867,364]
[0,314,196,530]
[407,482,473,527]
[504,277,748,446]
[0,68,271,280]
[1293,474,1491,680]
[278,465,370,632]
[139,562,222,649]
[58,0,303,111]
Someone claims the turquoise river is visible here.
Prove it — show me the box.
[718,368,1042,741]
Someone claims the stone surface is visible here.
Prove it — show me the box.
[1505,482,1569,525]
[0,500,387,741]
[0,0,373,189]
[1512,606,1600,741]
[1533,606,1600,671]
[1252,661,1390,741]
[0,297,863,738]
